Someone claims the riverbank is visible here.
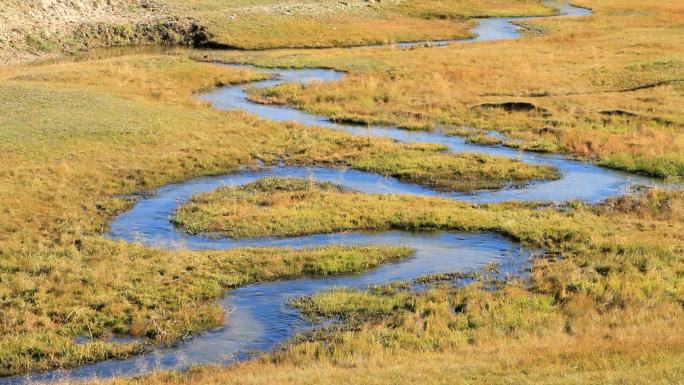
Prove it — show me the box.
[0,51,558,378]
[0,0,211,65]
[0,0,681,383]
[215,0,684,179]
[98,186,684,385]
[0,0,554,65]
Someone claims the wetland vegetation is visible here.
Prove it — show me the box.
[0,54,555,377]
[206,0,684,179]
[111,183,684,384]
[0,0,682,384]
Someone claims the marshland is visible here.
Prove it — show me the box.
[0,0,682,384]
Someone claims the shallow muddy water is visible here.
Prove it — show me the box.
[5,2,659,384]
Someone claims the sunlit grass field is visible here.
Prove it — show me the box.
[163,0,553,49]
[205,0,684,179]
[3,0,552,64]
[0,52,556,375]
[110,178,684,385]
[0,0,682,383]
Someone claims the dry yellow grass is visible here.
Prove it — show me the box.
[1,0,555,64]
[396,0,555,18]
[1,0,682,381]
[211,0,684,178]
[8,54,269,103]
[100,330,684,385]
[95,184,684,385]
[163,0,552,49]
[0,52,557,374]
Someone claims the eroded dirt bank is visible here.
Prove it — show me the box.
[0,0,210,65]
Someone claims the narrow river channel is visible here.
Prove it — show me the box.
[5,3,661,384]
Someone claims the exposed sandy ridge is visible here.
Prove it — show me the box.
[0,0,208,64]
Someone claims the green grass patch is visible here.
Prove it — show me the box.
[0,241,410,376]
[0,53,557,374]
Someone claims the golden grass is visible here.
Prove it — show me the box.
[0,241,411,376]
[167,0,470,49]
[0,52,557,374]
[1,0,682,381]
[203,13,474,50]
[103,341,684,385]
[396,0,556,18]
[7,54,270,103]
[163,0,552,50]
[207,0,684,177]
[95,182,684,385]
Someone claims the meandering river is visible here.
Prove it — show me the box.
[4,2,661,384]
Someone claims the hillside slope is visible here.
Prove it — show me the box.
[0,0,209,64]
[0,0,552,64]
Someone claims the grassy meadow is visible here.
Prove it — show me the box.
[202,0,684,179]
[0,0,682,383]
[163,0,554,49]
[110,178,684,385]
[2,0,551,65]
[0,50,555,375]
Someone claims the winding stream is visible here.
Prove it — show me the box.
[3,2,661,384]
